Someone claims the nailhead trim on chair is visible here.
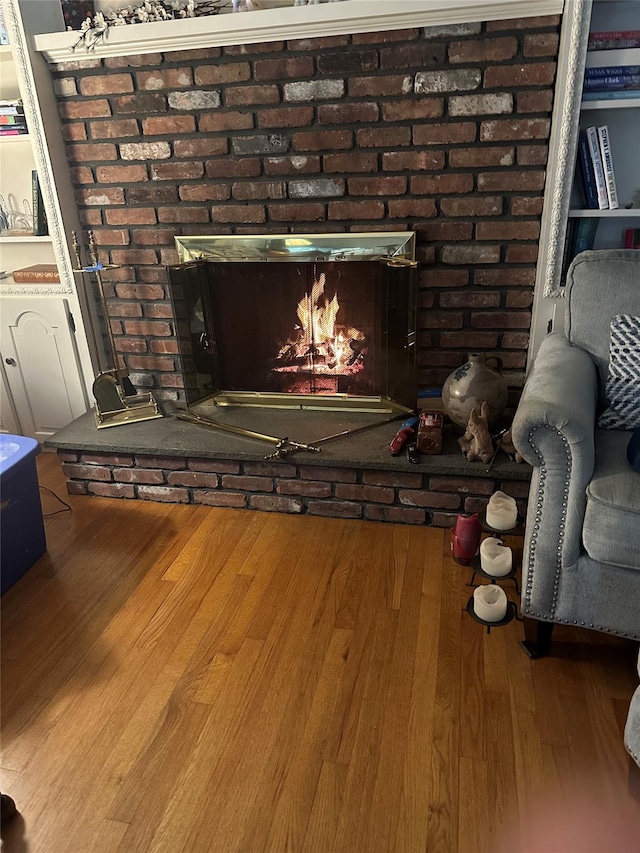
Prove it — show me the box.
[523,426,640,642]
[519,608,639,640]
[524,425,571,618]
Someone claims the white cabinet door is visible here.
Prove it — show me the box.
[0,361,21,435]
[0,297,89,440]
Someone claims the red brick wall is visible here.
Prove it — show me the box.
[51,15,560,401]
[58,449,530,527]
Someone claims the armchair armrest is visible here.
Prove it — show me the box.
[513,332,598,466]
[512,333,599,605]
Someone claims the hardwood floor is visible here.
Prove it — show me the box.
[1,452,638,852]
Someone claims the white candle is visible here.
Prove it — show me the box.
[486,491,518,531]
[480,537,513,577]
[473,584,508,622]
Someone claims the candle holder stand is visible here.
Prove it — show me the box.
[478,509,525,537]
[463,506,525,634]
[464,596,522,635]
[466,554,520,597]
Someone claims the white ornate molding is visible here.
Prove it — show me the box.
[0,280,73,297]
[33,0,564,62]
[3,0,75,297]
[540,0,592,298]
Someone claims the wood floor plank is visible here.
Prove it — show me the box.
[112,700,212,853]
[458,756,490,853]
[133,508,258,654]
[146,635,266,850]
[459,596,486,761]
[390,524,411,610]
[423,548,463,853]
[197,519,358,853]
[172,522,336,850]
[360,525,428,852]
[395,528,444,853]
[484,689,522,850]
[532,655,570,748]
[301,760,349,853]
[331,607,399,853]
[263,627,354,852]
[1,454,638,853]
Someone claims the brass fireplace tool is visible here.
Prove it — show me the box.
[172,407,403,459]
[72,230,163,428]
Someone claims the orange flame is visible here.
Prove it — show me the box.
[296,274,340,349]
[275,272,366,376]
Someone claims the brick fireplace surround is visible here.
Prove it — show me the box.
[47,12,558,524]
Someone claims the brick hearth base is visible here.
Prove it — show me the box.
[47,408,530,527]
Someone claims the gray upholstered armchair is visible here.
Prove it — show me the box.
[512,249,640,765]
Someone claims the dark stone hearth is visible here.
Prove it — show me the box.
[46,407,530,527]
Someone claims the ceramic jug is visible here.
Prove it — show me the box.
[442,352,508,429]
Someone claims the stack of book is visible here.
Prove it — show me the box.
[11,264,60,283]
[623,228,640,249]
[0,98,27,136]
[565,123,621,275]
[577,124,618,211]
[31,170,48,236]
[584,29,640,101]
[562,213,600,279]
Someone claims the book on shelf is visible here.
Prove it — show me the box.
[31,170,48,237]
[588,30,640,50]
[561,218,577,282]
[582,88,640,100]
[586,48,640,68]
[0,99,24,116]
[596,125,619,210]
[577,129,599,209]
[0,128,28,136]
[583,74,640,91]
[586,126,609,210]
[11,264,60,283]
[566,219,600,270]
[0,2,9,45]
[585,65,640,77]
[623,228,640,249]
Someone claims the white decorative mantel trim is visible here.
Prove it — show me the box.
[0,279,74,297]
[34,0,564,63]
[526,0,591,367]
[541,0,592,297]
[3,0,74,297]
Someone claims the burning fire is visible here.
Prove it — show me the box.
[274,273,366,375]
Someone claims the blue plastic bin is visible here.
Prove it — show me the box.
[1,434,46,594]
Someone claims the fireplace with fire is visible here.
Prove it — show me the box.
[167,233,418,414]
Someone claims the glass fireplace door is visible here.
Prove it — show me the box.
[166,233,417,413]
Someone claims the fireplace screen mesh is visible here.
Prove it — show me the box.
[167,233,417,412]
[211,260,378,396]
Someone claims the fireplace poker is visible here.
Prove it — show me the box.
[307,414,406,449]
[173,408,407,460]
[172,408,321,458]
[263,413,406,458]
[72,230,132,394]
[71,230,162,428]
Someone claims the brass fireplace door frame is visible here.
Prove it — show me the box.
[167,233,418,415]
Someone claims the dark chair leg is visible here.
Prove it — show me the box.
[521,617,555,659]
[629,757,640,804]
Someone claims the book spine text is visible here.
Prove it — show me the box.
[596,125,619,210]
[586,126,609,210]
